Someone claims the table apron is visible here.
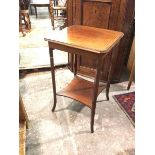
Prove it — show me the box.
[48,42,108,59]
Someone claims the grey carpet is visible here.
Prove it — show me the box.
[19,47,68,70]
[20,68,135,155]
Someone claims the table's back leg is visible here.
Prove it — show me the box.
[49,48,57,112]
[106,52,112,100]
[106,45,119,100]
[127,60,135,90]
[91,56,103,133]
[106,77,110,100]
[74,54,77,76]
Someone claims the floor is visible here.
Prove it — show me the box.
[20,69,135,155]
[19,10,135,155]
[19,10,68,70]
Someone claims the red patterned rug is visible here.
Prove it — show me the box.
[113,92,135,126]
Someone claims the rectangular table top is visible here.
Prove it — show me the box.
[45,25,124,53]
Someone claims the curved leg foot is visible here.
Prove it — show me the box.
[106,88,109,100]
[90,108,95,133]
[52,98,57,112]
[106,94,109,100]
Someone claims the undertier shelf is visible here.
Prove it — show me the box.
[57,76,106,108]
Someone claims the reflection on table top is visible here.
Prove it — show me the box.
[45,25,124,53]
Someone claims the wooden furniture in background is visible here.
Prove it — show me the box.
[19,10,26,37]
[127,37,135,90]
[20,10,31,32]
[49,0,67,30]
[19,94,29,155]
[30,0,50,18]
[67,0,135,83]
[19,0,31,35]
[45,25,124,132]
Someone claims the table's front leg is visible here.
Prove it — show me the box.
[49,48,57,112]
[74,54,77,76]
[91,56,103,133]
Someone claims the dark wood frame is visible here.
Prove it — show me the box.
[49,48,112,133]
[45,25,123,133]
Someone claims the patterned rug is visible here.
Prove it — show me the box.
[113,92,135,126]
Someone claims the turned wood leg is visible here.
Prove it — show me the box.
[74,54,77,76]
[49,48,57,112]
[49,3,55,29]
[91,56,103,133]
[19,13,26,37]
[26,13,31,30]
[106,65,113,100]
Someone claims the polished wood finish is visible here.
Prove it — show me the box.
[67,0,135,82]
[82,1,112,28]
[45,25,123,53]
[45,25,123,132]
[57,76,106,108]
[20,10,31,32]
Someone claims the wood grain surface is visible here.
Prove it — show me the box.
[57,76,106,108]
[45,25,124,53]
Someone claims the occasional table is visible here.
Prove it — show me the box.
[44,25,124,133]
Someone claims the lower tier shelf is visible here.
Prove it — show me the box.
[57,76,106,108]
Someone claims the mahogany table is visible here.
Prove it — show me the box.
[44,25,124,133]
